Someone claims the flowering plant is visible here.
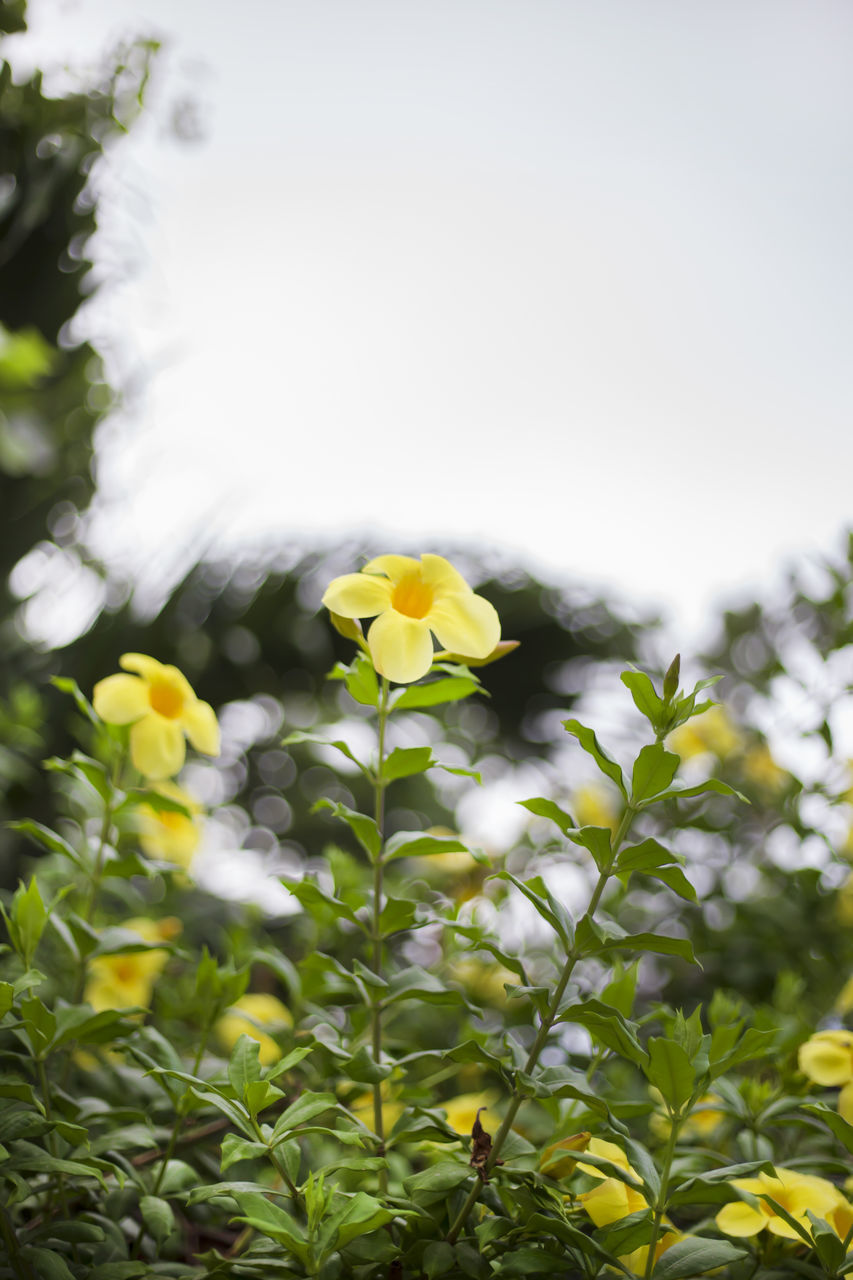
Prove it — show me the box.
[2,555,853,1280]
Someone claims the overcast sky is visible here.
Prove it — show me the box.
[9,0,853,640]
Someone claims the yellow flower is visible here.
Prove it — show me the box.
[540,1131,591,1179]
[348,1082,405,1135]
[93,653,219,780]
[84,916,180,1012]
[798,1029,853,1087]
[137,780,203,872]
[740,744,789,795]
[575,1139,680,1272]
[215,993,293,1067]
[321,554,500,684]
[448,957,517,1004]
[716,1167,851,1240]
[668,704,741,761]
[571,782,620,832]
[650,1088,725,1140]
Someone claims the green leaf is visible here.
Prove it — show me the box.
[228,1035,263,1097]
[644,1038,695,1111]
[19,1248,76,1280]
[655,777,749,804]
[644,865,697,902]
[652,1237,747,1279]
[393,676,482,709]
[595,1210,655,1258]
[621,671,665,728]
[220,1134,270,1171]
[493,871,573,947]
[802,1104,853,1155]
[313,799,381,859]
[271,1092,338,1140]
[562,719,627,797]
[422,1241,456,1278]
[631,743,680,804]
[387,965,473,1008]
[596,931,697,965]
[344,654,380,707]
[326,1190,397,1249]
[231,1192,309,1262]
[383,831,468,863]
[51,675,100,725]
[616,838,681,873]
[286,877,362,928]
[404,1160,472,1201]
[4,877,48,968]
[139,1194,175,1244]
[384,746,434,781]
[518,797,576,835]
[343,1045,393,1085]
[378,896,421,935]
[558,999,647,1067]
[566,825,613,873]
[282,730,368,774]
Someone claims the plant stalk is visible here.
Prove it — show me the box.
[371,677,391,1192]
[447,802,637,1243]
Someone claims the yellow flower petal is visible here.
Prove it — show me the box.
[428,591,501,660]
[130,716,186,780]
[322,571,394,618]
[419,554,472,595]
[182,699,220,756]
[799,1030,853,1086]
[716,1201,767,1237]
[215,993,293,1067]
[367,611,435,683]
[120,653,167,681]
[580,1177,647,1227]
[93,673,149,724]
[362,554,421,582]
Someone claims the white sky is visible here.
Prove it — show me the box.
[9,0,853,640]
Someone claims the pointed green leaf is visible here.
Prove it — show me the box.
[562,719,627,797]
[393,676,482,709]
[384,746,434,781]
[621,671,665,728]
[631,743,680,804]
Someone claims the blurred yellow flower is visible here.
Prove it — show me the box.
[668,704,741,761]
[540,1131,591,1179]
[85,916,180,1013]
[740,744,789,796]
[440,1092,500,1137]
[322,554,500,684]
[215,992,293,1067]
[798,1029,853,1087]
[649,1088,725,1140]
[716,1167,851,1240]
[835,977,853,1016]
[137,781,202,872]
[575,1139,679,1272]
[571,782,620,832]
[449,957,517,1004]
[348,1082,405,1135]
[93,653,219,780]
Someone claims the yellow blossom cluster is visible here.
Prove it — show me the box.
[573,1139,680,1274]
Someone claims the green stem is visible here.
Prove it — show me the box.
[150,1025,212,1197]
[644,1113,682,1279]
[36,1057,74,1234]
[447,802,637,1244]
[0,1203,35,1280]
[371,677,390,1193]
[81,745,126,929]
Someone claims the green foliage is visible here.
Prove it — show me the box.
[4,638,848,1280]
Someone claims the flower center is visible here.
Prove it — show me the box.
[114,959,139,985]
[148,680,184,719]
[391,574,434,619]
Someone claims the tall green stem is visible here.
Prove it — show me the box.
[447,802,637,1243]
[371,678,391,1191]
[644,1113,682,1279]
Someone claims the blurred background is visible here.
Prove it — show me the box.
[3,0,853,1014]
